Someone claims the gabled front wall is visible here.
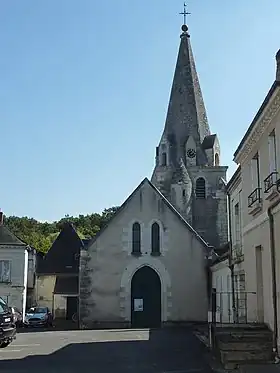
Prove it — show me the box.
[234,87,280,331]
[0,245,28,316]
[80,181,209,327]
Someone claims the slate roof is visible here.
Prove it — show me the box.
[36,223,83,275]
[160,26,211,167]
[202,134,217,150]
[53,275,78,295]
[163,26,211,146]
[0,225,26,246]
[86,178,211,250]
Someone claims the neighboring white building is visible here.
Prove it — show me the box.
[229,50,280,344]
[0,211,31,318]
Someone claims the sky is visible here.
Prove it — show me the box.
[1,0,280,222]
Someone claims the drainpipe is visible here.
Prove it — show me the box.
[268,197,280,360]
[227,191,237,323]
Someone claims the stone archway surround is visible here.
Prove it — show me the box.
[120,256,172,323]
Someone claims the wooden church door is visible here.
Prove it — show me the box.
[131,266,161,328]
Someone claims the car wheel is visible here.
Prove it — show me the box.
[0,341,10,348]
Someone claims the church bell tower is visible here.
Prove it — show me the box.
[151,7,228,248]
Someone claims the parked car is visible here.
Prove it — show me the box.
[24,306,53,328]
[0,297,16,348]
[9,307,23,327]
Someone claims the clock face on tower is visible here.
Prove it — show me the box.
[187,148,196,158]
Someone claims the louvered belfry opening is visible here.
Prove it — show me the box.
[195,177,206,199]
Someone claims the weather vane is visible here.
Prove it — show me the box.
[179,3,190,25]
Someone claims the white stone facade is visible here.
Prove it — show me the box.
[80,179,209,328]
[0,245,29,318]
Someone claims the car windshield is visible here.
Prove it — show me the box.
[27,307,47,314]
[0,297,9,314]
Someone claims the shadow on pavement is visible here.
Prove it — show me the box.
[17,320,79,333]
[0,328,213,373]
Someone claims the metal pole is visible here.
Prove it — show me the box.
[227,191,237,322]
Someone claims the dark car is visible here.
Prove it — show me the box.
[24,307,53,327]
[0,297,16,348]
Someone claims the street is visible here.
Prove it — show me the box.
[0,327,213,373]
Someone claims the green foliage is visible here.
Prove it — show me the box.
[4,206,120,254]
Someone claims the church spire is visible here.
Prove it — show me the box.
[151,10,228,248]
[162,11,211,165]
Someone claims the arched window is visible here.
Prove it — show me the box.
[132,222,141,254]
[151,222,160,255]
[162,152,167,166]
[196,178,206,199]
[214,153,220,166]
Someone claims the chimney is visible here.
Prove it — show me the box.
[276,49,280,82]
[0,211,3,226]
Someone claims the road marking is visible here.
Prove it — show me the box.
[13,344,40,347]
[0,349,22,352]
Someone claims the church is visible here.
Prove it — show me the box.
[79,20,228,329]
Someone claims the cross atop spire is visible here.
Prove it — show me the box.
[179,2,190,25]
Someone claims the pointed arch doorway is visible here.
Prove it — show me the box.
[131,266,161,328]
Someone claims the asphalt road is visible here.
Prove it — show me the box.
[0,327,214,373]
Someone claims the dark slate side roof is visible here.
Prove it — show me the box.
[0,225,26,246]
[36,223,83,275]
[53,275,78,295]
[202,134,217,150]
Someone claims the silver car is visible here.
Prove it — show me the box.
[24,307,53,327]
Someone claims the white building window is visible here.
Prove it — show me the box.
[234,203,241,246]
[251,153,260,190]
[0,260,11,283]
[268,130,277,173]
[248,153,261,207]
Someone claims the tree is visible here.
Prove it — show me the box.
[4,206,120,253]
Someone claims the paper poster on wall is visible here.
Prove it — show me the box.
[134,298,143,312]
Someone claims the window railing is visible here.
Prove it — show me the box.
[248,188,261,208]
[264,171,278,193]
[211,290,257,324]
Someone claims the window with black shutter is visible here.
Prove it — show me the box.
[151,222,160,255]
[132,222,141,255]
